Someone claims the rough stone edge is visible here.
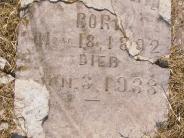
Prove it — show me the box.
[14,79,49,138]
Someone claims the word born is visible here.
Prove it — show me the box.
[77,13,118,30]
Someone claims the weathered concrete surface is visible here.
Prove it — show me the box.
[16,0,171,138]
[20,0,171,62]
[14,79,49,138]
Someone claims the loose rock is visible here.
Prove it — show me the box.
[0,123,9,131]
[0,73,14,87]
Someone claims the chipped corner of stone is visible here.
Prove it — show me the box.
[14,79,49,138]
[159,0,171,24]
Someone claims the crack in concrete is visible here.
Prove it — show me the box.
[21,0,115,15]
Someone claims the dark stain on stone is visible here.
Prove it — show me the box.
[155,57,169,68]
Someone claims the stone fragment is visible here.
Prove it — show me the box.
[0,110,4,117]
[21,0,35,8]
[0,122,9,131]
[14,79,49,138]
[0,73,14,87]
[0,57,9,70]
[159,0,171,24]
[17,0,170,138]
[126,41,142,57]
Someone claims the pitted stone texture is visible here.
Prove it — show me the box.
[17,1,170,138]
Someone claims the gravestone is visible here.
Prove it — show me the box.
[16,0,170,138]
